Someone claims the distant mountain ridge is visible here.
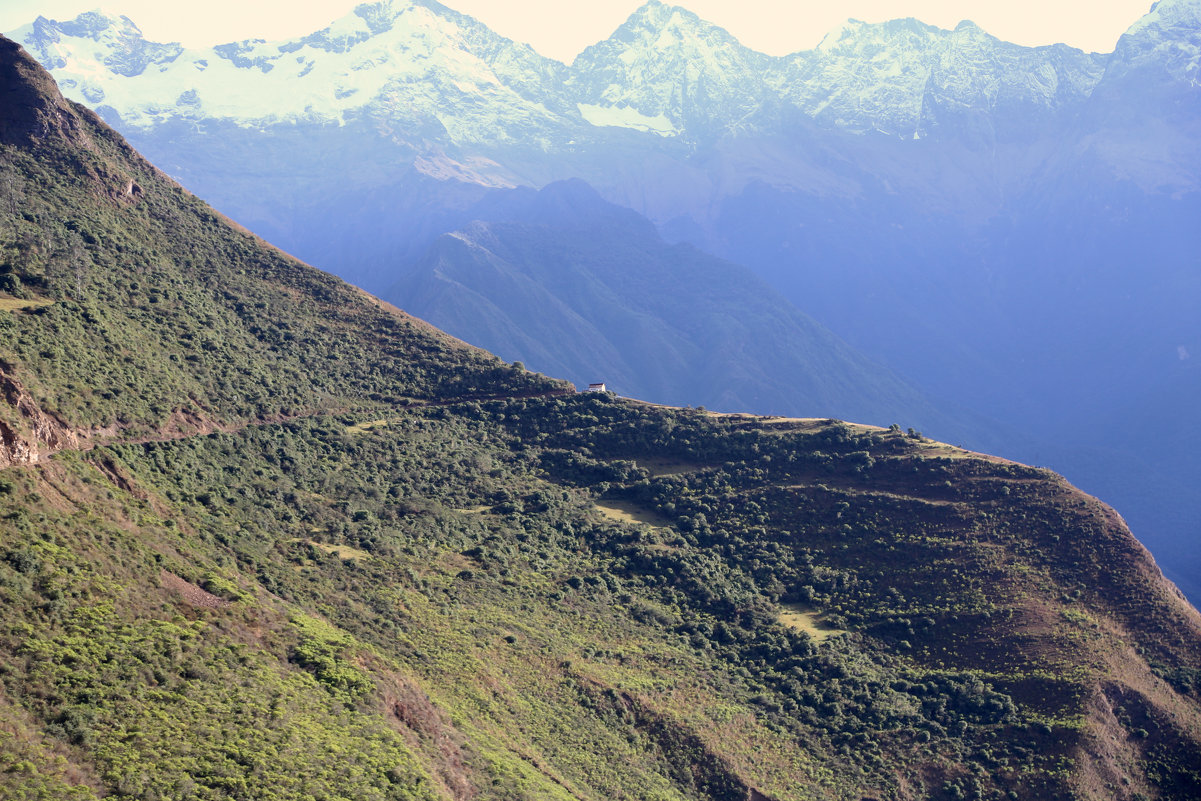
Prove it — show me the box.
[8,0,1118,146]
[388,179,969,433]
[13,1,1196,251]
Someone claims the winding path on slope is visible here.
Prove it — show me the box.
[0,375,576,470]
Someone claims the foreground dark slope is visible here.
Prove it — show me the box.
[2,37,1201,801]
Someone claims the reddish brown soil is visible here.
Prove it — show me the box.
[159,570,227,609]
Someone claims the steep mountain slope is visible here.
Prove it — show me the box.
[388,179,965,433]
[3,35,1201,801]
[0,34,554,467]
[6,0,1199,603]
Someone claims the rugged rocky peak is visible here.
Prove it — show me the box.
[335,0,419,38]
[0,36,91,147]
[574,1,767,79]
[18,10,182,78]
[299,0,513,61]
[611,0,709,37]
[771,16,1105,138]
[813,16,942,55]
[24,9,141,48]
[1107,0,1201,83]
[1079,0,1201,182]
[568,0,774,139]
[1130,0,1201,34]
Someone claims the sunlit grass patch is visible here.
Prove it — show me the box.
[778,604,844,642]
[595,499,671,528]
[294,538,372,561]
[345,419,390,435]
[0,296,55,311]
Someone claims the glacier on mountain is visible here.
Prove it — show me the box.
[576,103,677,136]
[9,1,573,141]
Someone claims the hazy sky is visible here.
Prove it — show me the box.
[0,1,1155,60]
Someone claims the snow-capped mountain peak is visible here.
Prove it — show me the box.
[14,9,182,81]
[600,0,754,58]
[774,16,1104,138]
[8,1,576,146]
[567,1,773,139]
[33,7,143,43]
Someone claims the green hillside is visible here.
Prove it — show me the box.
[2,36,1201,801]
[0,36,555,461]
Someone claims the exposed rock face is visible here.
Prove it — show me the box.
[0,362,78,467]
[0,36,90,147]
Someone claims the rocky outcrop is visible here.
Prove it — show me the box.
[0,37,91,148]
[0,362,78,467]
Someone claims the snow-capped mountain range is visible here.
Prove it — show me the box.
[10,1,572,146]
[11,0,1177,145]
[777,18,1106,138]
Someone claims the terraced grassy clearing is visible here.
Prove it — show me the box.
[0,296,54,311]
[297,539,372,561]
[779,604,845,643]
[595,499,672,527]
[345,418,391,434]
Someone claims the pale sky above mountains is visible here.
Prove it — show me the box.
[1,0,1155,60]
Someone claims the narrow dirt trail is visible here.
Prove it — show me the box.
[1,387,575,470]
